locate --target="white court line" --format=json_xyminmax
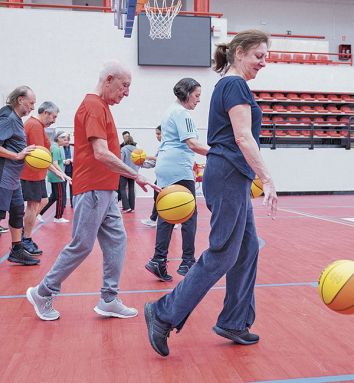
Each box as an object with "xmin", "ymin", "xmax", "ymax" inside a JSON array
[{"xmin": 278, "ymin": 207, "xmax": 354, "ymax": 228}]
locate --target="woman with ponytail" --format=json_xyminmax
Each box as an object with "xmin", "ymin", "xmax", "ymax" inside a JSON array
[{"xmin": 145, "ymin": 29, "xmax": 278, "ymax": 357}]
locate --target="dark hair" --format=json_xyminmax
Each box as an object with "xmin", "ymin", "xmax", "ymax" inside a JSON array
[
  {"xmin": 6, "ymin": 86, "xmax": 33, "ymax": 108},
  {"xmin": 213, "ymin": 29, "xmax": 270, "ymax": 73},
  {"xmin": 125, "ymin": 136, "xmax": 136, "ymax": 146},
  {"xmin": 156, "ymin": 125, "xmax": 161, "ymax": 131},
  {"xmin": 122, "ymin": 130, "xmax": 130, "ymax": 136},
  {"xmin": 173, "ymin": 78, "xmax": 201, "ymax": 102}
]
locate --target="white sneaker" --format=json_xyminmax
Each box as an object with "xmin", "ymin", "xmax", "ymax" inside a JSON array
[
  {"xmin": 53, "ymin": 218, "xmax": 70, "ymax": 223},
  {"xmin": 37, "ymin": 214, "xmax": 44, "ymax": 223},
  {"xmin": 141, "ymin": 218, "xmax": 157, "ymax": 227},
  {"xmin": 94, "ymin": 298, "xmax": 138, "ymax": 318},
  {"xmin": 26, "ymin": 286, "xmax": 60, "ymax": 321}
]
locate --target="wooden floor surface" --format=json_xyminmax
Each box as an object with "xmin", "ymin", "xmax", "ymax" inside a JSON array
[{"xmin": 1, "ymin": 195, "xmax": 354, "ymax": 383}]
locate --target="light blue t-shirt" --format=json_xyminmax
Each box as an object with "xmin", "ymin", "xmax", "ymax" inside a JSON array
[{"xmin": 155, "ymin": 102, "xmax": 198, "ymax": 188}]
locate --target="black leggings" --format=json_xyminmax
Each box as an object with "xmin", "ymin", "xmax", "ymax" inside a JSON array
[{"xmin": 39, "ymin": 182, "xmax": 66, "ymax": 219}]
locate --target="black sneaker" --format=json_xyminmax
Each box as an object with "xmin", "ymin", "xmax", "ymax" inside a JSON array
[
  {"xmin": 22, "ymin": 238, "xmax": 43, "ymax": 256},
  {"xmin": 144, "ymin": 302, "xmax": 172, "ymax": 357},
  {"xmin": 212, "ymin": 325, "xmax": 259, "ymax": 345},
  {"xmin": 177, "ymin": 259, "xmax": 195, "ymax": 276},
  {"xmin": 145, "ymin": 258, "xmax": 173, "ymax": 282},
  {"xmin": 8, "ymin": 247, "xmax": 40, "ymax": 266}
]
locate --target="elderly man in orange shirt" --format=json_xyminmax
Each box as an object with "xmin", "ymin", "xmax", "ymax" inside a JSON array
[{"xmin": 21, "ymin": 102, "xmax": 69, "ymax": 256}]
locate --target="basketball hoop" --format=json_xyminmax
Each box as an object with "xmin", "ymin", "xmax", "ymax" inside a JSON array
[{"xmin": 144, "ymin": 0, "xmax": 182, "ymax": 40}]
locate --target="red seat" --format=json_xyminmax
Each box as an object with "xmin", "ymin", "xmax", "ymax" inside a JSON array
[
  {"xmin": 314, "ymin": 117, "xmax": 326, "ymax": 124},
  {"xmin": 300, "ymin": 105, "xmax": 313, "ymax": 112},
  {"xmin": 300, "ymin": 117, "xmax": 312, "ymax": 124},
  {"xmin": 326, "ymin": 117, "xmax": 338, "ymax": 124},
  {"xmin": 340, "ymin": 105, "xmax": 352, "ymax": 113},
  {"xmin": 287, "ymin": 93, "xmax": 300, "ymax": 100},
  {"xmin": 253, "ymin": 92, "xmax": 259, "ymax": 100},
  {"xmin": 268, "ymin": 52, "xmax": 281, "ymax": 62},
  {"xmin": 259, "ymin": 92, "xmax": 273, "ymax": 100},
  {"xmin": 300, "ymin": 93, "xmax": 315, "ymax": 101},
  {"xmin": 314, "ymin": 105, "xmax": 327, "ymax": 113},
  {"xmin": 328, "ymin": 129, "xmax": 341, "ymax": 137},
  {"xmin": 272, "ymin": 116, "xmax": 285, "ymax": 124},
  {"xmin": 275, "ymin": 129, "xmax": 287, "ymax": 136},
  {"xmin": 260, "ymin": 104, "xmax": 273, "ymax": 112},
  {"xmin": 314, "ymin": 94, "xmax": 328, "ymax": 101},
  {"xmin": 328, "ymin": 94, "xmax": 340, "ymax": 101},
  {"xmin": 272, "ymin": 92, "xmax": 287, "ymax": 100},
  {"xmin": 287, "ymin": 105, "xmax": 301, "ymax": 112},
  {"xmin": 304, "ymin": 53, "xmax": 318, "ymax": 62},
  {"xmin": 280, "ymin": 53, "xmax": 292, "ymax": 62},
  {"xmin": 288, "ymin": 129, "xmax": 301, "ymax": 136},
  {"xmin": 318, "ymin": 54, "xmax": 330, "ymax": 63},
  {"xmin": 341, "ymin": 94, "xmax": 352, "ymax": 101},
  {"xmin": 261, "ymin": 129, "xmax": 273, "ymax": 136},
  {"xmin": 327, "ymin": 105, "xmax": 340, "ymax": 113},
  {"xmin": 262, "ymin": 116, "xmax": 271, "ymax": 124},
  {"xmin": 340, "ymin": 116, "xmax": 350, "ymax": 124},
  {"xmin": 294, "ymin": 53, "xmax": 305, "ymax": 62},
  {"xmin": 273, "ymin": 104, "xmax": 287, "ymax": 112},
  {"xmin": 314, "ymin": 129, "xmax": 328, "ymax": 136},
  {"xmin": 287, "ymin": 117, "xmax": 298, "ymax": 124}
]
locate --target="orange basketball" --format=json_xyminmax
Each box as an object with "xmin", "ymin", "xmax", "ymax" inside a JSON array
[
  {"xmin": 156, "ymin": 185, "xmax": 196, "ymax": 224},
  {"xmin": 250, "ymin": 176, "xmax": 263, "ymax": 198},
  {"xmin": 131, "ymin": 149, "xmax": 146, "ymax": 166}
]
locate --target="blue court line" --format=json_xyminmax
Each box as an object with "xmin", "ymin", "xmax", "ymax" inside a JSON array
[
  {"xmin": 248, "ymin": 373, "xmax": 354, "ymax": 383},
  {"xmin": 0, "ymin": 281, "xmax": 317, "ymax": 299}
]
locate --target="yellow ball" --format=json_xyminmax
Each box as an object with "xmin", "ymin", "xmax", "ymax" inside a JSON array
[
  {"xmin": 131, "ymin": 149, "xmax": 146, "ymax": 166},
  {"xmin": 24, "ymin": 146, "xmax": 52, "ymax": 170},
  {"xmin": 251, "ymin": 176, "xmax": 263, "ymax": 198},
  {"xmin": 318, "ymin": 260, "xmax": 354, "ymax": 314},
  {"xmin": 156, "ymin": 185, "xmax": 196, "ymax": 224}
]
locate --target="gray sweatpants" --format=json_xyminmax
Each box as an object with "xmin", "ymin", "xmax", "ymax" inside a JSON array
[{"xmin": 39, "ymin": 190, "xmax": 127, "ymax": 302}]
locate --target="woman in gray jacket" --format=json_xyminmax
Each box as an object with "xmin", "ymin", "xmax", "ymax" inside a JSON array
[{"xmin": 119, "ymin": 136, "xmax": 139, "ymax": 213}]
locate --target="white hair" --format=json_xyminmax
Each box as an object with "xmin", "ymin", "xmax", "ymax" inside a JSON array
[{"xmin": 98, "ymin": 60, "xmax": 130, "ymax": 82}]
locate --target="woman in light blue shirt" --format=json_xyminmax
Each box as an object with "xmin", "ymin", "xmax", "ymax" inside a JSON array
[{"xmin": 145, "ymin": 78, "xmax": 208, "ymax": 282}]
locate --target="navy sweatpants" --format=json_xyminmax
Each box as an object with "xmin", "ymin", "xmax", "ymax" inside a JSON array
[{"xmin": 154, "ymin": 154, "xmax": 259, "ymax": 331}]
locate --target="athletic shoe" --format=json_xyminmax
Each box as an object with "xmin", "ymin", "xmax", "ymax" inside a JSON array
[
  {"xmin": 176, "ymin": 259, "xmax": 195, "ymax": 276},
  {"xmin": 94, "ymin": 298, "xmax": 138, "ymax": 318},
  {"xmin": 53, "ymin": 218, "xmax": 70, "ymax": 223},
  {"xmin": 212, "ymin": 325, "xmax": 259, "ymax": 345},
  {"xmin": 37, "ymin": 214, "xmax": 44, "ymax": 223},
  {"xmin": 26, "ymin": 286, "xmax": 60, "ymax": 321},
  {"xmin": 144, "ymin": 302, "xmax": 172, "ymax": 357},
  {"xmin": 0, "ymin": 225, "xmax": 9, "ymax": 234},
  {"xmin": 8, "ymin": 247, "xmax": 40, "ymax": 266},
  {"xmin": 122, "ymin": 208, "xmax": 132, "ymax": 213},
  {"xmin": 22, "ymin": 238, "xmax": 43, "ymax": 256},
  {"xmin": 145, "ymin": 258, "xmax": 173, "ymax": 282},
  {"xmin": 141, "ymin": 218, "xmax": 157, "ymax": 227}
]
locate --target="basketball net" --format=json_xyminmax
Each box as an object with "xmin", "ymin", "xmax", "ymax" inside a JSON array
[{"xmin": 144, "ymin": 0, "xmax": 182, "ymax": 40}]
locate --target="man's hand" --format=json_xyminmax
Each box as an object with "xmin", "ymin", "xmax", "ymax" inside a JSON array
[
  {"xmin": 16, "ymin": 145, "xmax": 36, "ymax": 160},
  {"xmin": 135, "ymin": 174, "xmax": 161, "ymax": 193},
  {"xmin": 262, "ymin": 179, "xmax": 278, "ymax": 219}
]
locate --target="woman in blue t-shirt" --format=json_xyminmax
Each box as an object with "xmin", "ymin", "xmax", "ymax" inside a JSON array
[
  {"xmin": 145, "ymin": 78, "xmax": 209, "ymax": 281},
  {"xmin": 144, "ymin": 30, "xmax": 278, "ymax": 357}
]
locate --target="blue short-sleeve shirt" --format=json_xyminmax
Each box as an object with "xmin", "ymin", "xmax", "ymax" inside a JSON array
[
  {"xmin": 207, "ymin": 76, "xmax": 262, "ymax": 180},
  {"xmin": 155, "ymin": 102, "xmax": 198, "ymax": 188}
]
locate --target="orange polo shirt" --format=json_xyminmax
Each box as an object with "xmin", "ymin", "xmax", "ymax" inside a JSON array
[
  {"xmin": 21, "ymin": 117, "xmax": 51, "ymax": 181},
  {"xmin": 72, "ymin": 94, "xmax": 121, "ymax": 195}
]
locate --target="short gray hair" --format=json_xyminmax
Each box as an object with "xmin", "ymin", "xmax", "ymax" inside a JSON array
[
  {"xmin": 38, "ymin": 101, "xmax": 59, "ymax": 115},
  {"xmin": 53, "ymin": 130, "xmax": 67, "ymax": 142},
  {"xmin": 99, "ymin": 60, "xmax": 130, "ymax": 81},
  {"xmin": 6, "ymin": 86, "xmax": 33, "ymax": 108}
]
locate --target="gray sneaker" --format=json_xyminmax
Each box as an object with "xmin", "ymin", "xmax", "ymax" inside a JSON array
[
  {"xmin": 26, "ymin": 286, "xmax": 60, "ymax": 321},
  {"xmin": 94, "ymin": 298, "xmax": 138, "ymax": 318}
]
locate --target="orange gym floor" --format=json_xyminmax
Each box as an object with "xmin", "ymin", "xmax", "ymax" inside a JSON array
[{"xmin": 1, "ymin": 195, "xmax": 354, "ymax": 383}]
